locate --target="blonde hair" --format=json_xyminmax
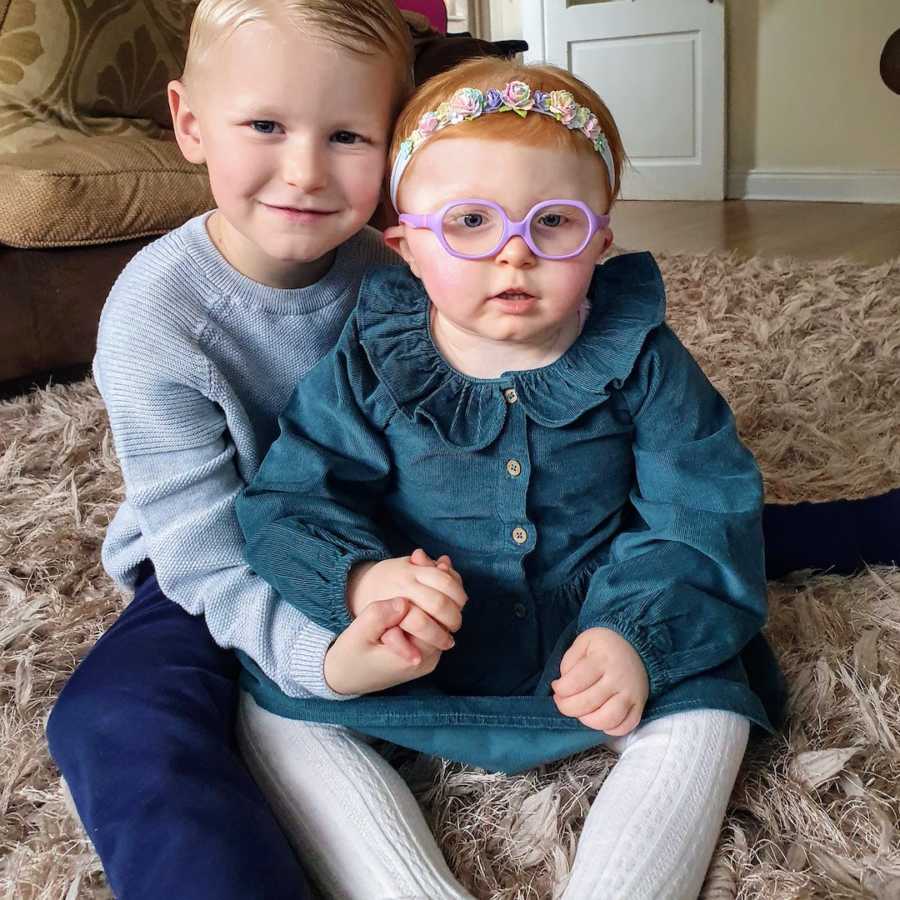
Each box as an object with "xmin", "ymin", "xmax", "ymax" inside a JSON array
[
  {"xmin": 184, "ymin": 0, "xmax": 414, "ymax": 109},
  {"xmin": 390, "ymin": 57, "xmax": 627, "ymax": 205}
]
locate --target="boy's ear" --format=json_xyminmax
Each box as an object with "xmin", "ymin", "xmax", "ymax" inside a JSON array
[
  {"xmin": 168, "ymin": 80, "xmax": 205, "ymax": 165},
  {"xmin": 383, "ymin": 224, "xmax": 422, "ymax": 277}
]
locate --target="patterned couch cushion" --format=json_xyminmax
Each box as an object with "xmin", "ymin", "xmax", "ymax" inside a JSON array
[
  {"xmin": 0, "ymin": 0, "xmax": 212, "ymax": 246},
  {"xmin": 0, "ymin": 134, "xmax": 213, "ymax": 247}
]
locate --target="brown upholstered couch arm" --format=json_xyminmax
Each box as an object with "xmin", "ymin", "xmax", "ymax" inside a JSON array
[{"xmin": 0, "ymin": 238, "xmax": 153, "ymax": 384}]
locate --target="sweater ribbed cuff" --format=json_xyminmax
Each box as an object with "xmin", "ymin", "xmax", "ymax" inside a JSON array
[{"xmin": 289, "ymin": 619, "xmax": 361, "ymax": 701}]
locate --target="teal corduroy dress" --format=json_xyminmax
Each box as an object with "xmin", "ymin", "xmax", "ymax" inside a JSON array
[{"xmin": 235, "ymin": 252, "xmax": 786, "ymax": 774}]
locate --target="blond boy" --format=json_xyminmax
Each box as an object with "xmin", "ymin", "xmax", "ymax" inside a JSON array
[{"xmin": 47, "ymin": 3, "xmax": 421, "ymax": 897}]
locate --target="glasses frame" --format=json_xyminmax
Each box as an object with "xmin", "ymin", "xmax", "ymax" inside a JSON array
[{"xmin": 398, "ymin": 198, "xmax": 610, "ymax": 261}]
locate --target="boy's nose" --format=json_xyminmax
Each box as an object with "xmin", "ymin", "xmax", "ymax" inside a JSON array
[
  {"xmin": 494, "ymin": 235, "xmax": 536, "ymax": 267},
  {"xmin": 281, "ymin": 146, "xmax": 327, "ymax": 192}
]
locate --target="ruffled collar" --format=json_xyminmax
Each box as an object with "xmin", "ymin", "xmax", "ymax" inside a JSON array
[{"xmin": 357, "ymin": 252, "xmax": 666, "ymax": 450}]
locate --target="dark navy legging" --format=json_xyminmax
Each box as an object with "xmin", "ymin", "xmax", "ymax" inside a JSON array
[
  {"xmin": 46, "ymin": 490, "xmax": 898, "ymax": 899},
  {"xmin": 46, "ymin": 562, "xmax": 314, "ymax": 900}
]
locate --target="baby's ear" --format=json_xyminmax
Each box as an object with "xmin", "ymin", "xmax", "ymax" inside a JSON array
[
  {"xmin": 383, "ymin": 224, "xmax": 419, "ymax": 274},
  {"xmin": 596, "ymin": 227, "xmax": 614, "ymax": 261},
  {"xmin": 383, "ymin": 224, "xmax": 406, "ymax": 254}
]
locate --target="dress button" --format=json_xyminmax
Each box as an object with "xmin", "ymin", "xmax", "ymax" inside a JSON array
[
  {"xmin": 506, "ymin": 459, "xmax": 522, "ymax": 477},
  {"xmin": 513, "ymin": 602, "xmax": 527, "ymax": 619},
  {"xmin": 512, "ymin": 526, "xmax": 528, "ymax": 545},
  {"xmin": 503, "ymin": 388, "xmax": 518, "ymax": 404}
]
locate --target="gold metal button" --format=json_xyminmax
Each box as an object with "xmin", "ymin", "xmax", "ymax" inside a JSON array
[
  {"xmin": 512, "ymin": 526, "xmax": 528, "ymax": 545},
  {"xmin": 506, "ymin": 459, "xmax": 522, "ymax": 477},
  {"xmin": 503, "ymin": 388, "xmax": 518, "ymax": 404}
]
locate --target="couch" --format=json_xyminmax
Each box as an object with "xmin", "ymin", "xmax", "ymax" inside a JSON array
[{"xmin": 0, "ymin": 0, "xmax": 524, "ymax": 387}]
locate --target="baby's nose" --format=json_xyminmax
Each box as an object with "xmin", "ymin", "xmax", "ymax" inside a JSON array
[{"xmin": 495, "ymin": 235, "xmax": 536, "ymax": 266}]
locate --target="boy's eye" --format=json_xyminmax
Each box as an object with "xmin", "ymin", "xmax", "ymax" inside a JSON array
[
  {"xmin": 332, "ymin": 130, "xmax": 365, "ymax": 144},
  {"xmin": 250, "ymin": 120, "xmax": 280, "ymax": 134}
]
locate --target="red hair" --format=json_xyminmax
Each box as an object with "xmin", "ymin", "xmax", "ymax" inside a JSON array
[{"xmin": 389, "ymin": 56, "xmax": 627, "ymax": 204}]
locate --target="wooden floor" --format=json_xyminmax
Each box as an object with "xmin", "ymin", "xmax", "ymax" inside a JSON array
[{"xmin": 612, "ymin": 200, "xmax": 900, "ymax": 266}]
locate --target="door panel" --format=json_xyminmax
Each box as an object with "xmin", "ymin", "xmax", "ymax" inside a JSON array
[{"xmin": 524, "ymin": 0, "xmax": 726, "ymax": 200}]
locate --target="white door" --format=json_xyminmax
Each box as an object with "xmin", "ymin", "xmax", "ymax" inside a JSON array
[{"xmin": 522, "ymin": 0, "xmax": 726, "ymax": 200}]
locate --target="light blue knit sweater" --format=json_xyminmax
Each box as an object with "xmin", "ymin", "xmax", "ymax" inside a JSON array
[{"xmin": 94, "ymin": 211, "xmax": 395, "ymax": 699}]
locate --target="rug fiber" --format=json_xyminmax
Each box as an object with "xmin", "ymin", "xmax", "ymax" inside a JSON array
[{"xmin": 1, "ymin": 251, "xmax": 899, "ymax": 899}]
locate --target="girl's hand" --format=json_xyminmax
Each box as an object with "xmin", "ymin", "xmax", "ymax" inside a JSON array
[
  {"xmin": 323, "ymin": 597, "xmax": 442, "ymax": 696},
  {"xmin": 347, "ymin": 549, "xmax": 467, "ymax": 661},
  {"xmin": 551, "ymin": 627, "xmax": 649, "ymax": 736}
]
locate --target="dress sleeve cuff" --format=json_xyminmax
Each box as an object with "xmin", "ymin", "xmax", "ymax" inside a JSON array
[
  {"xmin": 579, "ymin": 615, "xmax": 670, "ymax": 698},
  {"xmin": 293, "ymin": 544, "xmax": 389, "ymax": 634}
]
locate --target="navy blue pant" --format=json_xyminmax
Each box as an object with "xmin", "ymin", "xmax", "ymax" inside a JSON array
[
  {"xmin": 46, "ymin": 490, "xmax": 898, "ymax": 899},
  {"xmin": 763, "ymin": 489, "xmax": 900, "ymax": 579},
  {"xmin": 46, "ymin": 563, "xmax": 314, "ymax": 900}
]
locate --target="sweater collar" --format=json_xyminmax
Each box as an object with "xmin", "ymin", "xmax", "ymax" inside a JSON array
[{"xmin": 357, "ymin": 252, "xmax": 666, "ymax": 450}]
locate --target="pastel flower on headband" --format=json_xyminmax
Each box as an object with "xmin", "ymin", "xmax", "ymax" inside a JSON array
[
  {"xmin": 389, "ymin": 80, "xmax": 617, "ymax": 207},
  {"xmin": 418, "ymin": 111, "xmax": 442, "ymax": 134},
  {"xmin": 501, "ymin": 80, "xmax": 533, "ymax": 116},
  {"xmin": 570, "ymin": 105, "xmax": 590, "ymax": 131},
  {"xmin": 449, "ymin": 88, "xmax": 484, "ymax": 123},
  {"xmin": 547, "ymin": 90, "xmax": 579, "ymax": 124},
  {"xmin": 484, "ymin": 89, "xmax": 504, "ymax": 112}
]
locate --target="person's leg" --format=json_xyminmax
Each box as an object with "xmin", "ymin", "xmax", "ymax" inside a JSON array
[
  {"xmin": 763, "ymin": 487, "xmax": 900, "ymax": 578},
  {"xmin": 562, "ymin": 709, "xmax": 749, "ymax": 900},
  {"xmin": 236, "ymin": 692, "xmax": 475, "ymax": 900},
  {"xmin": 46, "ymin": 566, "xmax": 312, "ymax": 900}
]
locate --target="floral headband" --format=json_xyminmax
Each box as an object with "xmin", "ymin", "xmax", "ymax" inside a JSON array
[{"xmin": 389, "ymin": 80, "xmax": 616, "ymax": 209}]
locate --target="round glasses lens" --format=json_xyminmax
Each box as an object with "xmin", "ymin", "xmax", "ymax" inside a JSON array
[
  {"xmin": 529, "ymin": 204, "xmax": 591, "ymax": 257},
  {"xmin": 441, "ymin": 203, "xmax": 504, "ymax": 257}
]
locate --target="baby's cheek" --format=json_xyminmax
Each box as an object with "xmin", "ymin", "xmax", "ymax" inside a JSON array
[
  {"xmin": 411, "ymin": 242, "xmax": 461, "ymax": 291},
  {"xmin": 422, "ymin": 261, "xmax": 483, "ymax": 319},
  {"xmin": 556, "ymin": 262, "xmax": 597, "ymax": 306}
]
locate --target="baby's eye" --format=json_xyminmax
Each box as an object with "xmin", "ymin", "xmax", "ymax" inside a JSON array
[
  {"xmin": 462, "ymin": 213, "xmax": 485, "ymax": 228},
  {"xmin": 537, "ymin": 213, "xmax": 565, "ymax": 228},
  {"xmin": 332, "ymin": 130, "xmax": 365, "ymax": 144},
  {"xmin": 250, "ymin": 120, "xmax": 281, "ymax": 134}
]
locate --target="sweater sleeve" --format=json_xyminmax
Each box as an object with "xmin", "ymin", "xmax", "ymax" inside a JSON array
[
  {"xmin": 577, "ymin": 325, "xmax": 768, "ymax": 700},
  {"xmin": 235, "ymin": 317, "xmax": 395, "ymax": 635},
  {"xmin": 94, "ymin": 258, "xmax": 348, "ymax": 700}
]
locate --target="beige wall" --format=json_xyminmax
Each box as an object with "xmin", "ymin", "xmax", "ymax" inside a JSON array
[
  {"xmin": 491, "ymin": 0, "xmax": 900, "ymax": 173},
  {"xmin": 728, "ymin": 1, "xmax": 899, "ymax": 173}
]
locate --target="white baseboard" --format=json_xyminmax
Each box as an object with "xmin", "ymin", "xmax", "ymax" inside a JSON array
[{"xmin": 727, "ymin": 169, "xmax": 900, "ymax": 203}]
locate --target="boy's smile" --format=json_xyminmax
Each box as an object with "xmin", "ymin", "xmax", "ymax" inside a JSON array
[{"xmin": 169, "ymin": 19, "xmax": 396, "ymax": 289}]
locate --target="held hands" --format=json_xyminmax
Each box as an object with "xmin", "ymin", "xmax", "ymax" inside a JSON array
[
  {"xmin": 323, "ymin": 549, "xmax": 467, "ymax": 696},
  {"xmin": 347, "ymin": 548, "xmax": 467, "ymax": 662},
  {"xmin": 551, "ymin": 627, "xmax": 649, "ymax": 736},
  {"xmin": 323, "ymin": 595, "xmax": 442, "ymax": 696}
]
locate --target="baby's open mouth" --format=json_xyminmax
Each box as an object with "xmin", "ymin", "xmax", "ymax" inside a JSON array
[{"xmin": 494, "ymin": 290, "xmax": 534, "ymax": 300}]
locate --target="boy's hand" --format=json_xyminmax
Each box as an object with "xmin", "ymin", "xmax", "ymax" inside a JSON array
[
  {"xmin": 551, "ymin": 627, "xmax": 649, "ymax": 736},
  {"xmin": 323, "ymin": 597, "xmax": 442, "ymax": 696},
  {"xmin": 347, "ymin": 549, "xmax": 467, "ymax": 660}
]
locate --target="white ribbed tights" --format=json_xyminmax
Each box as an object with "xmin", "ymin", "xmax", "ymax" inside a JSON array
[{"xmin": 237, "ymin": 693, "xmax": 748, "ymax": 900}]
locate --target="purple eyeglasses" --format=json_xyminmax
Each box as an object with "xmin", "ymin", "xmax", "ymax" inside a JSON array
[{"xmin": 399, "ymin": 199, "xmax": 610, "ymax": 261}]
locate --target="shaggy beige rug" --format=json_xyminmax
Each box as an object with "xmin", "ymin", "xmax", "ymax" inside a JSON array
[{"xmin": 1, "ymin": 251, "xmax": 899, "ymax": 899}]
